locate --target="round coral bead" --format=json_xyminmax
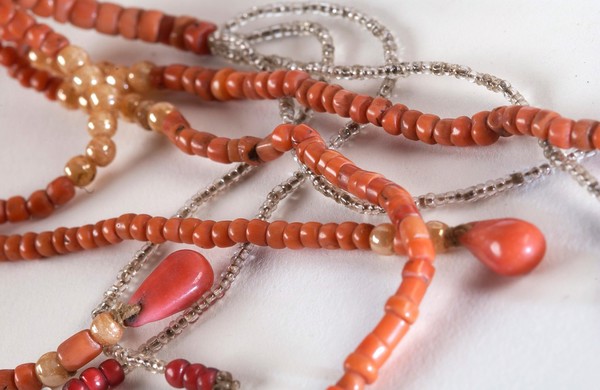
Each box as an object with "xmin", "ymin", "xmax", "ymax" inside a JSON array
[{"xmin": 165, "ymin": 359, "xmax": 190, "ymax": 388}]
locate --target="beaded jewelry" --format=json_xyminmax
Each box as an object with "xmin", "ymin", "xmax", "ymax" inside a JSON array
[{"xmin": 0, "ymin": 1, "xmax": 597, "ymax": 389}]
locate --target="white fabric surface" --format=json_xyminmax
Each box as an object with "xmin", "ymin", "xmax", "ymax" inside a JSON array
[{"xmin": 0, "ymin": 0, "xmax": 598, "ymax": 389}]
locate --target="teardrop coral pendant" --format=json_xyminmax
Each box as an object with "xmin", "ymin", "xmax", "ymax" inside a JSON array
[
  {"xmin": 456, "ymin": 218, "xmax": 546, "ymax": 276},
  {"xmin": 125, "ymin": 250, "xmax": 214, "ymax": 327}
]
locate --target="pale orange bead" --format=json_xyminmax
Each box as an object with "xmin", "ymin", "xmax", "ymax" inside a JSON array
[
  {"xmin": 104, "ymin": 63, "xmax": 130, "ymax": 92},
  {"xmin": 147, "ymin": 102, "xmax": 175, "ymax": 132},
  {"xmin": 119, "ymin": 93, "xmax": 142, "ymax": 122},
  {"xmin": 88, "ymin": 84, "xmax": 119, "ymax": 112},
  {"xmin": 56, "ymin": 45, "xmax": 89, "ymax": 75},
  {"xmin": 27, "ymin": 49, "xmax": 51, "ymax": 70},
  {"xmin": 90, "ymin": 312, "xmax": 124, "ymax": 346},
  {"xmin": 35, "ymin": 351, "xmax": 71, "ymax": 387},
  {"xmin": 86, "ymin": 136, "xmax": 116, "ymax": 167},
  {"xmin": 87, "ymin": 111, "xmax": 117, "ymax": 137},
  {"xmin": 425, "ymin": 220, "xmax": 452, "ymax": 253},
  {"xmin": 56, "ymin": 82, "xmax": 79, "ymax": 110},
  {"xmin": 127, "ymin": 61, "xmax": 155, "ymax": 93},
  {"xmin": 369, "ymin": 223, "xmax": 395, "ymax": 256},
  {"xmin": 72, "ymin": 64, "xmax": 104, "ymax": 92},
  {"xmin": 65, "ymin": 155, "xmax": 97, "ymax": 187}
]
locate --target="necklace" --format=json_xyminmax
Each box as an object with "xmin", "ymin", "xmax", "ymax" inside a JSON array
[{"xmin": 0, "ymin": 0, "xmax": 596, "ymax": 390}]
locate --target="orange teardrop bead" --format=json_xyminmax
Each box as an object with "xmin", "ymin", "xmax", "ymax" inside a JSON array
[{"xmin": 457, "ymin": 218, "xmax": 546, "ymax": 276}]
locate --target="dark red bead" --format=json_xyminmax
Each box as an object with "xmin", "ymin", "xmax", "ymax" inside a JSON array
[
  {"xmin": 99, "ymin": 359, "xmax": 125, "ymax": 386},
  {"xmin": 80, "ymin": 368, "xmax": 109, "ymax": 390},
  {"xmin": 200, "ymin": 368, "xmax": 219, "ymax": 389},
  {"xmin": 63, "ymin": 378, "xmax": 90, "ymax": 390},
  {"xmin": 165, "ymin": 359, "xmax": 190, "ymax": 388},
  {"xmin": 183, "ymin": 364, "xmax": 206, "ymax": 390}
]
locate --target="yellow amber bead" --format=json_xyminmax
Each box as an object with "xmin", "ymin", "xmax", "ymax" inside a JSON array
[
  {"xmin": 72, "ymin": 65, "xmax": 104, "ymax": 92},
  {"xmin": 35, "ymin": 351, "xmax": 71, "ymax": 387},
  {"xmin": 56, "ymin": 82, "xmax": 79, "ymax": 110},
  {"xmin": 86, "ymin": 136, "xmax": 116, "ymax": 167},
  {"xmin": 88, "ymin": 84, "xmax": 119, "ymax": 112},
  {"xmin": 27, "ymin": 50, "xmax": 51, "ymax": 70},
  {"xmin": 90, "ymin": 312, "xmax": 124, "ymax": 346},
  {"xmin": 148, "ymin": 102, "xmax": 175, "ymax": 132},
  {"xmin": 426, "ymin": 221, "xmax": 452, "ymax": 253},
  {"xmin": 103, "ymin": 63, "xmax": 130, "ymax": 92},
  {"xmin": 65, "ymin": 155, "xmax": 97, "ymax": 187},
  {"xmin": 119, "ymin": 93, "xmax": 142, "ymax": 122},
  {"xmin": 127, "ymin": 61, "xmax": 155, "ymax": 93},
  {"xmin": 369, "ymin": 223, "xmax": 395, "ymax": 256},
  {"xmin": 87, "ymin": 111, "xmax": 117, "ymax": 137},
  {"xmin": 56, "ymin": 45, "xmax": 89, "ymax": 75}
]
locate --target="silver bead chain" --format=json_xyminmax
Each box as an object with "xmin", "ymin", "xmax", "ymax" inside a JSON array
[{"xmin": 134, "ymin": 2, "xmax": 401, "ymax": 362}]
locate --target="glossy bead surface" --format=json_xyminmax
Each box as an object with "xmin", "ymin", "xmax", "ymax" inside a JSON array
[
  {"xmin": 35, "ymin": 352, "xmax": 71, "ymax": 388},
  {"xmin": 72, "ymin": 65, "xmax": 103, "ymax": 92},
  {"xmin": 457, "ymin": 218, "xmax": 546, "ymax": 276},
  {"xmin": 426, "ymin": 220, "xmax": 452, "ymax": 253},
  {"xmin": 127, "ymin": 61, "xmax": 154, "ymax": 92},
  {"xmin": 90, "ymin": 312, "xmax": 124, "ymax": 346},
  {"xmin": 85, "ymin": 136, "xmax": 116, "ymax": 167},
  {"xmin": 87, "ymin": 112, "xmax": 117, "ymax": 137},
  {"xmin": 369, "ymin": 223, "xmax": 395, "ymax": 256},
  {"xmin": 79, "ymin": 368, "xmax": 108, "ymax": 390},
  {"xmin": 14, "ymin": 363, "xmax": 43, "ymax": 390},
  {"xmin": 148, "ymin": 102, "xmax": 175, "ymax": 132},
  {"xmin": 57, "ymin": 330, "xmax": 102, "ymax": 371},
  {"xmin": 118, "ymin": 93, "xmax": 142, "ymax": 122},
  {"xmin": 63, "ymin": 378, "xmax": 89, "ymax": 390},
  {"xmin": 65, "ymin": 155, "xmax": 96, "ymax": 187},
  {"xmin": 98, "ymin": 359, "xmax": 124, "ymax": 386},
  {"xmin": 165, "ymin": 359, "xmax": 190, "ymax": 388},
  {"xmin": 88, "ymin": 84, "xmax": 119, "ymax": 111},
  {"xmin": 57, "ymin": 82, "xmax": 79, "ymax": 109},
  {"xmin": 56, "ymin": 45, "xmax": 89, "ymax": 75},
  {"xmin": 125, "ymin": 250, "xmax": 214, "ymax": 327}
]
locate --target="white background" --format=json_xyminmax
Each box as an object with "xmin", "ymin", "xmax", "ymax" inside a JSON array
[{"xmin": 0, "ymin": 1, "xmax": 599, "ymax": 389}]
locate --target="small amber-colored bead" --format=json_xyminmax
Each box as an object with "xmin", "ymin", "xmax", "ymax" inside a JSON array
[
  {"xmin": 369, "ymin": 223, "xmax": 395, "ymax": 256},
  {"xmin": 72, "ymin": 64, "xmax": 103, "ymax": 92},
  {"xmin": 90, "ymin": 312, "xmax": 124, "ymax": 346},
  {"xmin": 86, "ymin": 136, "xmax": 116, "ymax": 167},
  {"xmin": 426, "ymin": 220, "xmax": 452, "ymax": 253},
  {"xmin": 127, "ymin": 61, "xmax": 155, "ymax": 92},
  {"xmin": 35, "ymin": 352, "xmax": 70, "ymax": 387},
  {"xmin": 119, "ymin": 93, "xmax": 142, "ymax": 122},
  {"xmin": 56, "ymin": 81, "xmax": 79, "ymax": 110},
  {"xmin": 56, "ymin": 45, "xmax": 89, "ymax": 75},
  {"xmin": 28, "ymin": 49, "xmax": 51, "ymax": 69},
  {"xmin": 87, "ymin": 111, "xmax": 117, "ymax": 137},
  {"xmin": 101, "ymin": 62, "xmax": 130, "ymax": 91},
  {"xmin": 65, "ymin": 155, "xmax": 97, "ymax": 187},
  {"xmin": 147, "ymin": 102, "xmax": 175, "ymax": 132},
  {"xmin": 88, "ymin": 84, "xmax": 119, "ymax": 112}
]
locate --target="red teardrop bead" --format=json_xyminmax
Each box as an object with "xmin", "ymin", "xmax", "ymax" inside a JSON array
[
  {"xmin": 125, "ymin": 250, "xmax": 214, "ymax": 327},
  {"xmin": 457, "ymin": 218, "xmax": 546, "ymax": 276}
]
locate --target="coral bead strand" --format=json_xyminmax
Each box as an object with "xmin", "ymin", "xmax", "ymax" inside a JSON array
[
  {"xmin": 0, "ymin": 216, "xmax": 377, "ymax": 261},
  {"xmin": 12, "ymin": 0, "xmax": 217, "ymax": 55},
  {"xmin": 283, "ymin": 123, "xmax": 436, "ymax": 389}
]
